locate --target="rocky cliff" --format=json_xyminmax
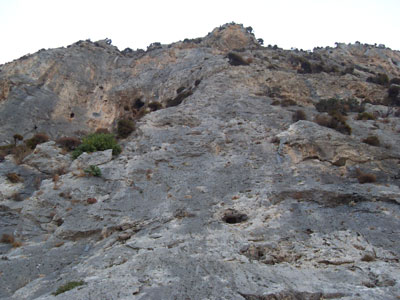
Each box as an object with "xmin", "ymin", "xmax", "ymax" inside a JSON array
[{"xmin": 0, "ymin": 23, "xmax": 400, "ymax": 299}]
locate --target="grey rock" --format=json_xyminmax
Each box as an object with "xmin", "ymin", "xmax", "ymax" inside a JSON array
[
  {"xmin": 23, "ymin": 141, "xmax": 70, "ymax": 174},
  {"xmin": 69, "ymin": 149, "xmax": 113, "ymax": 171},
  {"xmin": 1, "ymin": 24, "xmax": 400, "ymax": 300}
]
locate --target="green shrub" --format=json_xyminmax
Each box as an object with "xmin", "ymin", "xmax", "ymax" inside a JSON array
[
  {"xmin": 117, "ymin": 119, "xmax": 135, "ymax": 138},
  {"xmin": 366, "ymin": 73, "xmax": 389, "ymax": 86},
  {"xmin": 53, "ymin": 281, "xmax": 85, "ymax": 296},
  {"xmin": 72, "ymin": 133, "xmax": 121, "ymax": 159},
  {"xmin": 25, "ymin": 133, "xmax": 49, "ymax": 149},
  {"xmin": 343, "ymin": 98, "xmax": 365, "ymax": 113},
  {"xmin": 314, "ymin": 112, "xmax": 352, "ymax": 135},
  {"xmin": 84, "ymin": 165, "xmax": 102, "ymax": 177},
  {"xmin": 356, "ymin": 112, "xmax": 375, "ymax": 120},
  {"xmin": 362, "ymin": 136, "xmax": 380, "ymax": 146},
  {"xmin": 315, "ymin": 98, "xmax": 364, "ymax": 114},
  {"xmin": 329, "ymin": 111, "xmax": 352, "ymax": 135},
  {"xmin": 0, "ymin": 144, "xmax": 15, "ymax": 156}
]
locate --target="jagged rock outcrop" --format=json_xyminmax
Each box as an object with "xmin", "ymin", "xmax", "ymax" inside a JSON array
[{"xmin": 0, "ymin": 23, "xmax": 400, "ymax": 299}]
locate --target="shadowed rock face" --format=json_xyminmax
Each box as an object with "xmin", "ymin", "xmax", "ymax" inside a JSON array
[{"xmin": 0, "ymin": 23, "xmax": 400, "ymax": 299}]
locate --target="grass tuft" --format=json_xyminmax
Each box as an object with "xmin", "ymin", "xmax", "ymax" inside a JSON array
[{"xmin": 53, "ymin": 281, "xmax": 85, "ymax": 296}]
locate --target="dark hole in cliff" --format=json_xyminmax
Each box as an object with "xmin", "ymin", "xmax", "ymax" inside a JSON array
[
  {"xmin": 133, "ymin": 98, "xmax": 145, "ymax": 109},
  {"xmin": 54, "ymin": 218, "xmax": 64, "ymax": 227},
  {"xmin": 222, "ymin": 209, "xmax": 248, "ymax": 224},
  {"xmin": 194, "ymin": 79, "xmax": 201, "ymax": 86},
  {"xmin": 166, "ymin": 91, "xmax": 193, "ymax": 108},
  {"xmin": 148, "ymin": 102, "xmax": 163, "ymax": 111},
  {"xmin": 227, "ymin": 52, "xmax": 249, "ymax": 66},
  {"xmin": 176, "ymin": 86, "xmax": 185, "ymax": 94},
  {"xmin": 124, "ymin": 105, "xmax": 130, "ymax": 111},
  {"xmin": 70, "ymin": 113, "xmax": 75, "ymax": 118}
]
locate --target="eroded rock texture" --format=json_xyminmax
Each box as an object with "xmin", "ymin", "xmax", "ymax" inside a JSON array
[{"xmin": 1, "ymin": 23, "xmax": 400, "ymax": 299}]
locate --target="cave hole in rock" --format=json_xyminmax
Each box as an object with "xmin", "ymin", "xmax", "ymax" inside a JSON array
[
  {"xmin": 166, "ymin": 91, "xmax": 193, "ymax": 108},
  {"xmin": 176, "ymin": 86, "xmax": 186, "ymax": 94},
  {"xmin": 133, "ymin": 98, "xmax": 145, "ymax": 109},
  {"xmin": 70, "ymin": 112, "xmax": 75, "ymax": 118},
  {"xmin": 222, "ymin": 209, "xmax": 248, "ymax": 224},
  {"xmin": 148, "ymin": 102, "xmax": 163, "ymax": 111}
]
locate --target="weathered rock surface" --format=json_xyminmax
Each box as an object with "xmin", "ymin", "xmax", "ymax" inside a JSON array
[
  {"xmin": 23, "ymin": 142, "xmax": 71, "ymax": 174},
  {"xmin": 0, "ymin": 23, "xmax": 400, "ymax": 299}
]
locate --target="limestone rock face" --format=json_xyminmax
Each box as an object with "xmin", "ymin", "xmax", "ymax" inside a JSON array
[
  {"xmin": 69, "ymin": 149, "xmax": 113, "ymax": 172},
  {"xmin": 201, "ymin": 23, "xmax": 260, "ymax": 50},
  {"xmin": 0, "ymin": 24, "xmax": 400, "ymax": 299},
  {"xmin": 22, "ymin": 142, "xmax": 71, "ymax": 174}
]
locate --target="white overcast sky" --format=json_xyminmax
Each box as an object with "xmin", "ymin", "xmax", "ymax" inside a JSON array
[{"xmin": 0, "ymin": 0, "xmax": 399, "ymax": 65}]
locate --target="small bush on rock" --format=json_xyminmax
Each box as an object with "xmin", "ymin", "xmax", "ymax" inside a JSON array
[
  {"xmin": 25, "ymin": 133, "xmax": 49, "ymax": 149},
  {"xmin": 13, "ymin": 134, "xmax": 23, "ymax": 145},
  {"xmin": 356, "ymin": 169, "xmax": 377, "ymax": 184},
  {"xmin": 95, "ymin": 128, "xmax": 110, "ymax": 134},
  {"xmin": 117, "ymin": 119, "xmax": 135, "ymax": 138},
  {"xmin": 388, "ymin": 85, "xmax": 399, "ymax": 99},
  {"xmin": 53, "ymin": 281, "xmax": 85, "ymax": 296},
  {"xmin": 367, "ymin": 73, "xmax": 389, "ymax": 86},
  {"xmin": 11, "ymin": 193, "xmax": 23, "ymax": 201},
  {"xmin": 148, "ymin": 101, "xmax": 163, "ymax": 111},
  {"xmin": 0, "ymin": 233, "xmax": 21, "ymax": 247},
  {"xmin": 0, "ymin": 144, "xmax": 15, "ymax": 156},
  {"xmin": 57, "ymin": 137, "xmax": 81, "ymax": 151},
  {"xmin": 299, "ymin": 59, "xmax": 312, "ymax": 73},
  {"xmin": 387, "ymin": 85, "xmax": 400, "ymax": 106},
  {"xmin": 12, "ymin": 145, "xmax": 32, "ymax": 164},
  {"xmin": 389, "ymin": 78, "xmax": 400, "ymax": 85},
  {"xmin": 315, "ymin": 98, "xmax": 364, "ymax": 115},
  {"xmin": 1, "ymin": 233, "xmax": 15, "ymax": 244},
  {"xmin": 6, "ymin": 172, "xmax": 23, "ymax": 183},
  {"xmin": 72, "ymin": 133, "xmax": 121, "ymax": 159},
  {"xmin": 292, "ymin": 110, "xmax": 307, "ymax": 122},
  {"xmin": 271, "ymin": 100, "xmax": 281, "ymax": 106},
  {"xmin": 84, "ymin": 165, "xmax": 102, "ymax": 177},
  {"xmin": 314, "ymin": 112, "xmax": 352, "ymax": 135},
  {"xmin": 356, "ymin": 112, "xmax": 376, "ymax": 120},
  {"xmin": 87, "ymin": 197, "xmax": 97, "ymax": 204},
  {"xmin": 281, "ymin": 99, "xmax": 297, "ymax": 107},
  {"xmin": 362, "ymin": 136, "xmax": 380, "ymax": 146}
]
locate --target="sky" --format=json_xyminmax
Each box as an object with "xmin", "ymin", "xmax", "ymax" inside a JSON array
[{"xmin": 0, "ymin": 0, "xmax": 399, "ymax": 65}]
